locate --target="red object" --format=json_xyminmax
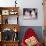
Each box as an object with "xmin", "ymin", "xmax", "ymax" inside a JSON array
[{"xmin": 21, "ymin": 28, "xmax": 41, "ymax": 46}]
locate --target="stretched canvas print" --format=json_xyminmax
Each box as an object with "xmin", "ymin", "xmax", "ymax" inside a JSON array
[
  {"xmin": 2, "ymin": 16, "xmax": 18, "ymax": 24},
  {"xmin": 23, "ymin": 8, "xmax": 38, "ymax": 20},
  {"xmin": 18, "ymin": 26, "xmax": 44, "ymax": 46}
]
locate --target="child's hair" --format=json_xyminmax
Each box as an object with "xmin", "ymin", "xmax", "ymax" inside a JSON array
[
  {"xmin": 23, "ymin": 8, "xmax": 31, "ymax": 15},
  {"xmin": 32, "ymin": 8, "xmax": 37, "ymax": 18},
  {"xmin": 32, "ymin": 8, "xmax": 35, "ymax": 11}
]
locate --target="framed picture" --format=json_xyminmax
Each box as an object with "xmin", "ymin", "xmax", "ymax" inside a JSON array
[
  {"xmin": 9, "ymin": 10, "xmax": 18, "ymax": 15},
  {"xmin": 10, "ymin": 11, "xmax": 18, "ymax": 15},
  {"xmin": 2, "ymin": 16, "xmax": 18, "ymax": 24},
  {"xmin": 2, "ymin": 10, "xmax": 9, "ymax": 15},
  {"xmin": 8, "ymin": 16, "xmax": 18, "ymax": 24},
  {"xmin": 23, "ymin": 8, "xmax": 38, "ymax": 20},
  {"xmin": 19, "ymin": 26, "xmax": 44, "ymax": 45}
]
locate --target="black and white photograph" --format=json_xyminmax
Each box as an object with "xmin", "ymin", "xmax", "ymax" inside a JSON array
[{"xmin": 23, "ymin": 8, "xmax": 38, "ymax": 20}]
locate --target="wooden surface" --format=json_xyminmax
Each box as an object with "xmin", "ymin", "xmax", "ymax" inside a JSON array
[
  {"xmin": 44, "ymin": 29, "xmax": 46, "ymax": 46},
  {"xmin": 0, "ymin": 24, "xmax": 20, "ymax": 32},
  {"xmin": 0, "ymin": 7, "xmax": 19, "ymax": 16},
  {"xmin": 43, "ymin": 0, "xmax": 46, "ymax": 46},
  {"xmin": 0, "ymin": 7, "xmax": 19, "ymax": 24},
  {"xmin": 0, "ymin": 41, "xmax": 19, "ymax": 46},
  {"xmin": 0, "ymin": 7, "xmax": 20, "ymax": 32},
  {"xmin": 0, "ymin": 7, "xmax": 20, "ymax": 46},
  {"xmin": 43, "ymin": 0, "xmax": 46, "ymax": 26}
]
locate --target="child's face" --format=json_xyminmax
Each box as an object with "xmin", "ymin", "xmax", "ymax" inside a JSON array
[
  {"xmin": 25, "ymin": 36, "xmax": 38, "ymax": 46},
  {"xmin": 25, "ymin": 11, "xmax": 30, "ymax": 16}
]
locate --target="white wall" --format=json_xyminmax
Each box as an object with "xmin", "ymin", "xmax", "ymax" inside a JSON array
[
  {"xmin": 0, "ymin": 0, "xmax": 44, "ymax": 26},
  {"xmin": 0, "ymin": 0, "xmax": 15, "ymax": 7},
  {"xmin": 18, "ymin": 0, "xmax": 44, "ymax": 26}
]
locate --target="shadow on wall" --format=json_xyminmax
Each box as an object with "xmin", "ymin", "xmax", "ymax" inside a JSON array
[{"xmin": 18, "ymin": 26, "xmax": 44, "ymax": 44}]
